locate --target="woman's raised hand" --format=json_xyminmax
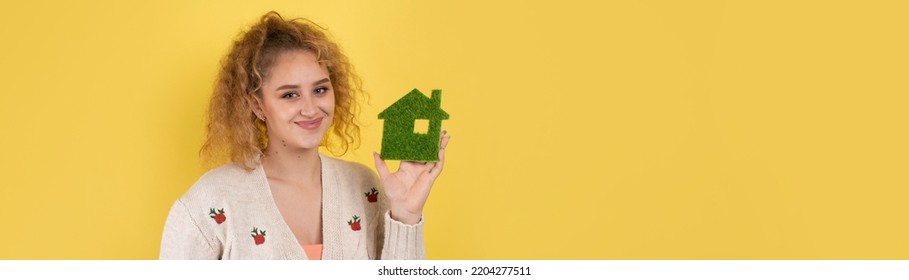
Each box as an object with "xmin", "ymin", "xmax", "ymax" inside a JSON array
[{"xmin": 373, "ymin": 130, "xmax": 451, "ymax": 224}]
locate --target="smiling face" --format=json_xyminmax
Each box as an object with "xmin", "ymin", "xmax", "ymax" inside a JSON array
[{"xmin": 252, "ymin": 50, "xmax": 335, "ymax": 151}]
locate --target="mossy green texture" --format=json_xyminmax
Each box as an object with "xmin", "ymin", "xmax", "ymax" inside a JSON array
[{"xmin": 378, "ymin": 88, "xmax": 449, "ymax": 161}]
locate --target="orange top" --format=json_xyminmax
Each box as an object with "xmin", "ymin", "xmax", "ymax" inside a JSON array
[{"xmin": 302, "ymin": 244, "xmax": 323, "ymax": 260}]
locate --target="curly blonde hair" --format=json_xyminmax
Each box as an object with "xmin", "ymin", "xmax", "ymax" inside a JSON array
[{"xmin": 201, "ymin": 11, "xmax": 363, "ymax": 171}]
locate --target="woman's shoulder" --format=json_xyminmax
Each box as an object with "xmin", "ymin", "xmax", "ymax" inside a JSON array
[
  {"xmin": 178, "ymin": 162, "xmax": 262, "ymax": 203},
  {"xmin": 199, "ymin": 162, "xmax": 257, "ymax": 182}
]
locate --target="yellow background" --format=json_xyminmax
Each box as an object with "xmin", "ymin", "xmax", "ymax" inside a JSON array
[{"xmin": 0, "ymin": 0, "xmax": 906, "ymax": 259}]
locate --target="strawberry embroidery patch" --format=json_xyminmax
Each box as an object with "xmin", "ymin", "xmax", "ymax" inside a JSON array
[
  {"xmin": 209, "ymin": 208, "xmax": 226, "ymax": 224},
  {"xmin": 251, "ymin": 227, "xmax": 266, "ymax": 245},
  {"xmin": 365, "ymin": 187, "xmax": 379, "ymax": 203},
  {"xmin": 347, "ymin": 215, "xmax": 362, "ymax": 231}
]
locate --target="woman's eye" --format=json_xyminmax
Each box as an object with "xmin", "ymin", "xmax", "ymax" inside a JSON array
[
  {"xmin": 314, "ymin": 87, "xmax": 329, "ymax": 95},
  {"xmin": 282, "ymin": 92, "xmax": 299, "ymax": 99}
]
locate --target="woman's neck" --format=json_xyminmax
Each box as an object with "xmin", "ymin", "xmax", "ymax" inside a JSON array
[{"xmin": 261, "ymin": 145, "xmax": 321, "ymax": 189}]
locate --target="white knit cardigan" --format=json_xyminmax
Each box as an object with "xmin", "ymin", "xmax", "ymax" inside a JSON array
[{"xmin": 159, "ymin": 154, "xmax": 425, "ymax": 259}]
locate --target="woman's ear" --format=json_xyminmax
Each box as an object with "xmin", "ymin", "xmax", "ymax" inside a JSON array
[{"xmin": 247, "ymin": 93, "xmax": 266, "ymax": 121}]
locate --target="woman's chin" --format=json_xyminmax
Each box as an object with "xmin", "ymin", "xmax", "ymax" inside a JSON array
[
  {"xmin": 269, "ymin": 134, "xmax": 325, "ymax": 151},
  {"xmin": 293, "ymin": 138, "xmax": 324, "ymax": 150}
]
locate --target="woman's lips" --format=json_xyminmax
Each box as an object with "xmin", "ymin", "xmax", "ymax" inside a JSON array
[{"xmin": 296, "ymin": 118, "xmax": 323, "ymax": 130}]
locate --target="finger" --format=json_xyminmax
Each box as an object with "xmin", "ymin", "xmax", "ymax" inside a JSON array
[
  {"xmin": 440, "ymin": 130, "xmax": 450, "ymax": 149},
  {"xmin": 413, "ymin": 161, "xmax": 435, "ymax": 175},
  {"xmin": 402, "ymin": 160, "xmax": 432, "ymax": 174},
  {"xmin": 430, "ymin": 135, "xmax": 449, "ymax": 176},
  {"xmin": 400, "ymin": 161, "xmax": 421, "ymax": 170},
  {"xmin": 373, "ymin": 152, "xmax": 392, "ymax": 179},
  {"xmin": 409, "ymin": 171, "xmax": 437, "ymax": 205},
  {"xmin": 396, "ymin": 161, "xmax": 422, "ymax": 178}
]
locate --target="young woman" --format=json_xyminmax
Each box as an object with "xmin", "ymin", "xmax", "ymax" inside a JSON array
[{"xmin": 159, "ymin": 11, "xmax": 450, "ymax": 260}]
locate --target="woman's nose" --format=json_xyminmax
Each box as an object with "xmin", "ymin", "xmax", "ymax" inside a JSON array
[{"xmin": 299, "ymin": 97, "xmax": 317, "ymax": 117}]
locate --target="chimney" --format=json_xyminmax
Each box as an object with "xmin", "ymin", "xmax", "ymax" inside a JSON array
[{"xmin": 431, "ymin": 89, "xmax": 442, "ymax": 106}]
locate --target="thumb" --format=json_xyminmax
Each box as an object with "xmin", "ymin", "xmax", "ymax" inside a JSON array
[{"xmin": 373, "ymin": 152, "xmax": 392, "ymax": 179}]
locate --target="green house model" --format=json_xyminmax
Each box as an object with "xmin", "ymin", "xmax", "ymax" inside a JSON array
[{"xmin": 378, "ymin": 88, "xmax": 449, "ymax": 162}]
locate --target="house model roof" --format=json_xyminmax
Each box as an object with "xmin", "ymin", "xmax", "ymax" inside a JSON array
[{"xmin": 378, "ymin": 88, "xmax": 449, "ymax": 120}]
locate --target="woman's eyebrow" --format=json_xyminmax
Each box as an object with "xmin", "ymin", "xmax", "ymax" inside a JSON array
[
  {"xmin": 312, "ymin": 78, "xmax": 330, "ymax": 86},
  {"xmin": 274, "ymin": 78, "xmax": 329, "ymax": 91},
  {"xmin": 275, "ymin": 84, "xmax": 300, "ymax": 91}
]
